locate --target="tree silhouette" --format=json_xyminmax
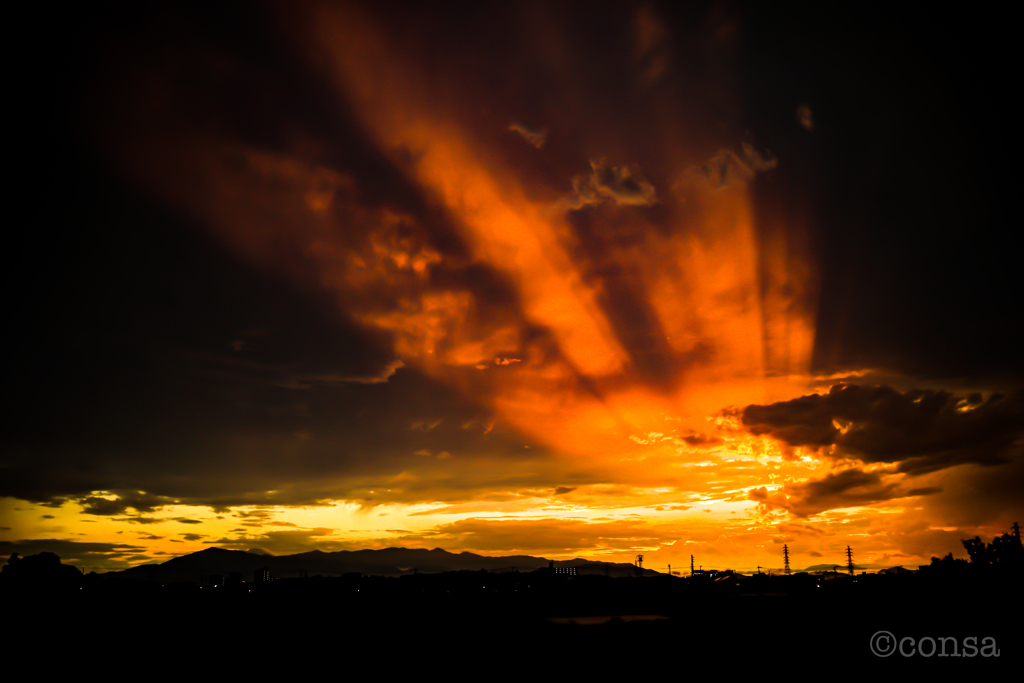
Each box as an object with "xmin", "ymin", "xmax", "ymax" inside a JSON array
[
  {"xmin": 962, "ymin": 532, "xmax": 1024, "ymax": 567},
  {"xmin": 962, "ymin": 536, "xmax": 991, "ymax": 564},
  {"xmin": 929, "ymin": 552, "xmax": 968, "ymax": 567},
  {"xmin": 1, "ymin": 551, "xmax": 83, "ymax": 588}
]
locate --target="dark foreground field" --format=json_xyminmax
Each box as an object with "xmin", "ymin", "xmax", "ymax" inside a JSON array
[{"xmin": 5, "ymin": 569, "xmax": 1020, "ymax": 673}]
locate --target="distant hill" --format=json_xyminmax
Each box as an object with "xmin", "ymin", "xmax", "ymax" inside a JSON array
[{"xmin": 107, "ymin": 546, "xmax": 662, "ymax": 582}]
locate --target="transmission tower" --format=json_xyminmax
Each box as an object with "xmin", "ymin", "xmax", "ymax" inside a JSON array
[
  {"xmin": 846, "ymin": 546, "xmax": 854, "ymax": 575},
  {"xmin": 635, "ymin": 554, "xmax": 643, "ymax": 577},
  {"xmin": 691, "ymin": 555, "xmax": 695, "ymax": 576},
  {"xmin": 783, "ymin": 544, "xmax": 791, "ymax": 574}
]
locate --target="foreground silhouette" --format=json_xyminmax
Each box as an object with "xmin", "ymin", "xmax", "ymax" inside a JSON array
[{"xmin": 3, "ymin": 532, "xmax": 1022, "ymax": 669}]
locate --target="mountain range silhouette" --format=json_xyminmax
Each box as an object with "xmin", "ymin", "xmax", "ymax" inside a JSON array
[{"xmin": 108, "ymin": 546, "xmax": 662, "ymax": 581}]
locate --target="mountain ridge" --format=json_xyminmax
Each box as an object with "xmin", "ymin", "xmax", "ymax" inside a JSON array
[{"xmin": 109, "ymin": 546, "xmax": 662, "ymax": 581}]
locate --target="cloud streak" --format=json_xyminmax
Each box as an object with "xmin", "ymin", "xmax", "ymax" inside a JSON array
[
  {"xmin": 508, "ymin": 120, "xmax": 547, "ymax": 149},
  {"xmin": 559, "ymin": 160, "xmax": 657, "ymax": 210}
]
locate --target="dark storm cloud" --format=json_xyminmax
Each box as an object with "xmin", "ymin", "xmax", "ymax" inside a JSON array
[
  {"xmin": 6, "ymin": 138, "xmax": 474, "ymax": 506},
  {"xmin": 741, "ymin": 382, "xmax": 1024, "ymax": 518},
  {"xmin": 0, "ymin": 539, "xmax": 146, "ymax": 569},
  {"xmin": 738, "ymin": 5, "xmax": 1023, "ymax": 385},
  {"xmin": 2, "ymin": 122, "xmax": 555, "ymax": 514},
  {"xmin": 2, "ymin": 359, "xmax": 557, "ymax": 509},
  {"xmin": 921, "ymin": 457, "xmax": 1024, "ymax": 527},
  {"xmin": 79, "ymin": 492, "xmax": 174, "ymax": 516},
  {"xmin": 741, "ymin": 385, "xmax": 1024, "ymax": 474},
  {"xmin": 750, "ymin": 468, "xmax": 941, "ymax": 518}
]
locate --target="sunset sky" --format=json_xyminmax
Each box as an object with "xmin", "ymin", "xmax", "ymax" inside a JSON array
[{"xmin": 5, "ymin": 1, "xmax": 1021, "ymax": 575}]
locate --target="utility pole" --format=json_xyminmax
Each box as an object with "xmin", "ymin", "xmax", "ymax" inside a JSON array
[
  {"xmin": 846, "ymin": 546, "xmax": 854, "ymax": 575},
  {"xmin": 783, "ymin": 544, "xmax": 791, "ymax": 574},
  {"xmin": 690, "ymin": 555, "xmax": 694, "ymax": 577}
]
